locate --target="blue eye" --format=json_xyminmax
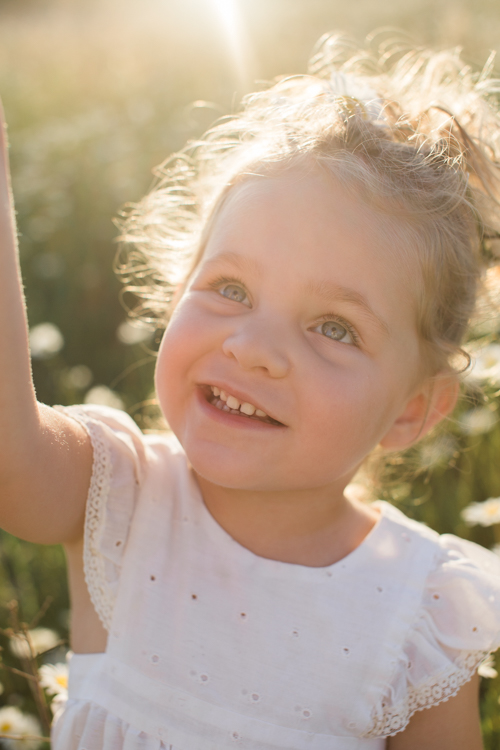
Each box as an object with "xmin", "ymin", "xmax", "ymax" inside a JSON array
[
  {"xmin": 318, "ymin": 320, "xmax": 354, "ymax": 344},
  {"xmin": 219, "ymin": 284, "xmax": 247, "ymax": 304}
]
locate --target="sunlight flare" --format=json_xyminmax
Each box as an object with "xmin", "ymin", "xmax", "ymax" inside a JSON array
[{"xmin": 208, "ymin": 0, "xmax": 252, "ymax": 89}]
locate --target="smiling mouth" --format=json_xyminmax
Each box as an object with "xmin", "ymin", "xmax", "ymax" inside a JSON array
[{"xmin": 205, "ymin": 385, "xmax": 284, "ymax": 426}]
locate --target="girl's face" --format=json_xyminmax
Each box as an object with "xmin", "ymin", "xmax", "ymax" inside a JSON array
[{"xmin": 155, "ymin": 168, "xmax": 423, "ymax": 493}]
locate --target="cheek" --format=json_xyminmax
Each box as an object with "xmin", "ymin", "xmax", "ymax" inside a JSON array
[
  {"xmin": 299, "ymin": 364, "xmax": 402, "ymax": 458},
  {"xmin": 154, "ymin": 337, "xmax": 179, "ymax": 426},
  {"xmin": 154, "ymin": 316, "xmax": 195, "ymax": 420},
  {"xmin": 300, "ymin": 386, "xmax": 368, "ymax": 469},
  {"xmin": 154, "ymin": 303, "xmax": 218, "ymax": 419}
]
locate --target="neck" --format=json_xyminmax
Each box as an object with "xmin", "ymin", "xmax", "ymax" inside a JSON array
[{"xmin": 194, "ymin": 476, "xmax": 379, "ymax": 567}]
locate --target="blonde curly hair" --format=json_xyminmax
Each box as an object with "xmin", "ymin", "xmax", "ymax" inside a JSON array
[{"xmin": 115, "ymin": 32, "xmax": 500, "ymax": 376}]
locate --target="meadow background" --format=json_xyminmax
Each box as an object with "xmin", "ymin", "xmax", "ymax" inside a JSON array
[{"xmin": 1, "ymin": 0, "xmax": 500, "ymax": 746}]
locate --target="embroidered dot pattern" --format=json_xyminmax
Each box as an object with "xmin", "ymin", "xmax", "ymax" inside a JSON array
[{"xmin": 74, "ymin": 408, "xmax": 488, "ymax": 741}]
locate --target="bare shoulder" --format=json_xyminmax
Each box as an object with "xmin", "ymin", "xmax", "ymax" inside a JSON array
[
  {"xmin": 387, "ymin": 674, "xmax": 483, "ymax": 750},
  {"xmin": 0, "ymin": 402, "xmax": 93, "ymax": 545}
]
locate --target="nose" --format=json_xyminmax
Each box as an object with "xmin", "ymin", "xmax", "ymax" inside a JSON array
[{"xmin": 221, "ymin": 315, "xmax": 291, "ymax": 378}]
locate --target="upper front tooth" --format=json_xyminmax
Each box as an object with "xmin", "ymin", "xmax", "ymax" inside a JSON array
[
  {"xmin": 240, "ymin": 402, "xmax": 256, "ymax": 416},
  {"xmin": 212, "ymin": 386, "xmax": 220, "ymax": 396},
  {"xmin": 227, "ymin": 395, "xmax": 241, "ymax": 410},
  {"xmin": 255, "ymin": 409, "xmax": 267, "ymax": 418},
  {"xmin": 220, "ymin": 390, "xmax": 228, "ymax": 401}
]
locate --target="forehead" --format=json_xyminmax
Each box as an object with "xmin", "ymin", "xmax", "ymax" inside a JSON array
[{"xmin": 202, "ymin": 168, "xmax": 417, "ymax": 305}]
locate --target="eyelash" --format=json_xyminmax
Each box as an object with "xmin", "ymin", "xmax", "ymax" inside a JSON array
[
  {"xmin": 209, "ymin": 275, "xmax": 250, "ymax": 302},
  {"xmin": 209, "ymin": 275, "xmax": 247, "ymax": 291},
  {"xmin": 208, "ymin": 276, "xmax": 360, "ymax": 345},
  {"xmin": 316, "ymin": 314, "xmax": 360, "ymax": 346}
]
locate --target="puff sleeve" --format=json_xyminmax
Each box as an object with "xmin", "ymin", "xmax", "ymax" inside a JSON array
[
  {"xmin": 55, "ymin": 404, "xmax": 148, "ymax": 631},
  {"xmin": 369, "ymin": 534, "xmax": 500, "ymax": 737}
]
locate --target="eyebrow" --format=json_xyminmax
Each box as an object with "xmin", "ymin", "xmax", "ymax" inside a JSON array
[
  {"xmin": 201, "ymin": 251, "xmax": 261, "ymax": 275},
  {"xmin": 305, "ymin": 280, "xmax": 391, "ymax": 338},
  {"xmin": 203, "ymin": 251, "xmax": 390, "ymax": 337}
]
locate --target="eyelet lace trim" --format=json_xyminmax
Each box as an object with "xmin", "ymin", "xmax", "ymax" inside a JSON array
[
  {"xmin": 56, "ymin": 406, "xmax": 114, "ymax": 631},
  {"xmin": 365, "ymin": 650, "xmax": 488, "ymax": 737}
]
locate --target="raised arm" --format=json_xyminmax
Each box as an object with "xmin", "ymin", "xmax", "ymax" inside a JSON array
[{"xmin": 0, "ymin": 103, "xmax": 92, "ymax": 545}]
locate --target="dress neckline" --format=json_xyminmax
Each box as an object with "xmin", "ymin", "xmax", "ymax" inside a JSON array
[{"xmin": 188, "ymin": 468, "xmax": 392, "ymax": 580}]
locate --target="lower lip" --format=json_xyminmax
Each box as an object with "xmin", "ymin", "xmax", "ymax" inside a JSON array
[{"xmin": 195, "ymin": 388, "xmax": 285, "ymax": 432}]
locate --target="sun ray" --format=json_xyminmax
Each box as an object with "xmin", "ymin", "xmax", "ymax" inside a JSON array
[{"xmin": 208, "ymin": 0, "xmax": 252, "ymax": 90}]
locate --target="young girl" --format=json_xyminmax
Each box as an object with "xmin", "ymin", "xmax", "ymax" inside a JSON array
[{"xmin": 1, "ymin": 33, "xmax": 500, "ymax": 750}]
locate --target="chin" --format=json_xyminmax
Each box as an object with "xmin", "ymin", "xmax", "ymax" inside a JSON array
[
  {"xmin": 187, "ymin": 446, "xmax": 326, "ymax": 493},
  {"xmin": 185, "ymin": 445, "xmax": 277, "ymax": 491}
]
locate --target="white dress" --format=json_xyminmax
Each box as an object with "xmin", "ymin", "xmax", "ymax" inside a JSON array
[{"xmin": 51, "ymin": 405, "xmax": 500, "ymax": 750}]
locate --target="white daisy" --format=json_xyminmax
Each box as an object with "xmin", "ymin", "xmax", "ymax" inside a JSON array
[
  {"xmin": 466, "ymin": 343, "xmax": 500, "ymax": 386},
  {"xmin": 462, "ymin": 497, "xmax": 500, "ymax": 527},
  {"xmin": 117, "ymin": 320, "xmax": 152, "ymax": 345},
  {"xmin": 10, "ymin": 627, "xmax": 59, "ymax": 659},
  {"xmin": 0, "ymin": 706, "xmax": 42, "ymax": 749},
  {"xmin": 478, "ymin": 653, "xmax": 498, "ymax": 679},
  {"xmin": 39, "ymin": 662, "xmax": 68, "ymax": 697},
  {"xmin": 419, "ymin": 435, "xmax": 457, "ymax": 469},
  {"xmin": 29, "ymin": 322, "xmax": 64, "ymax": 359},
  {"xmin": 84, "ymin": 385, "xmax": 125, "ymax": 410},
  {"xmin": 457, "ymin": 406, "xmax": 497, "ymax": 435}
]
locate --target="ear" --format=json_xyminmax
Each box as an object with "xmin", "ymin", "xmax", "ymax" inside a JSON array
[{"xmin": 379, "ymin": 372, "xmax": 459, "ymax": 452}]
